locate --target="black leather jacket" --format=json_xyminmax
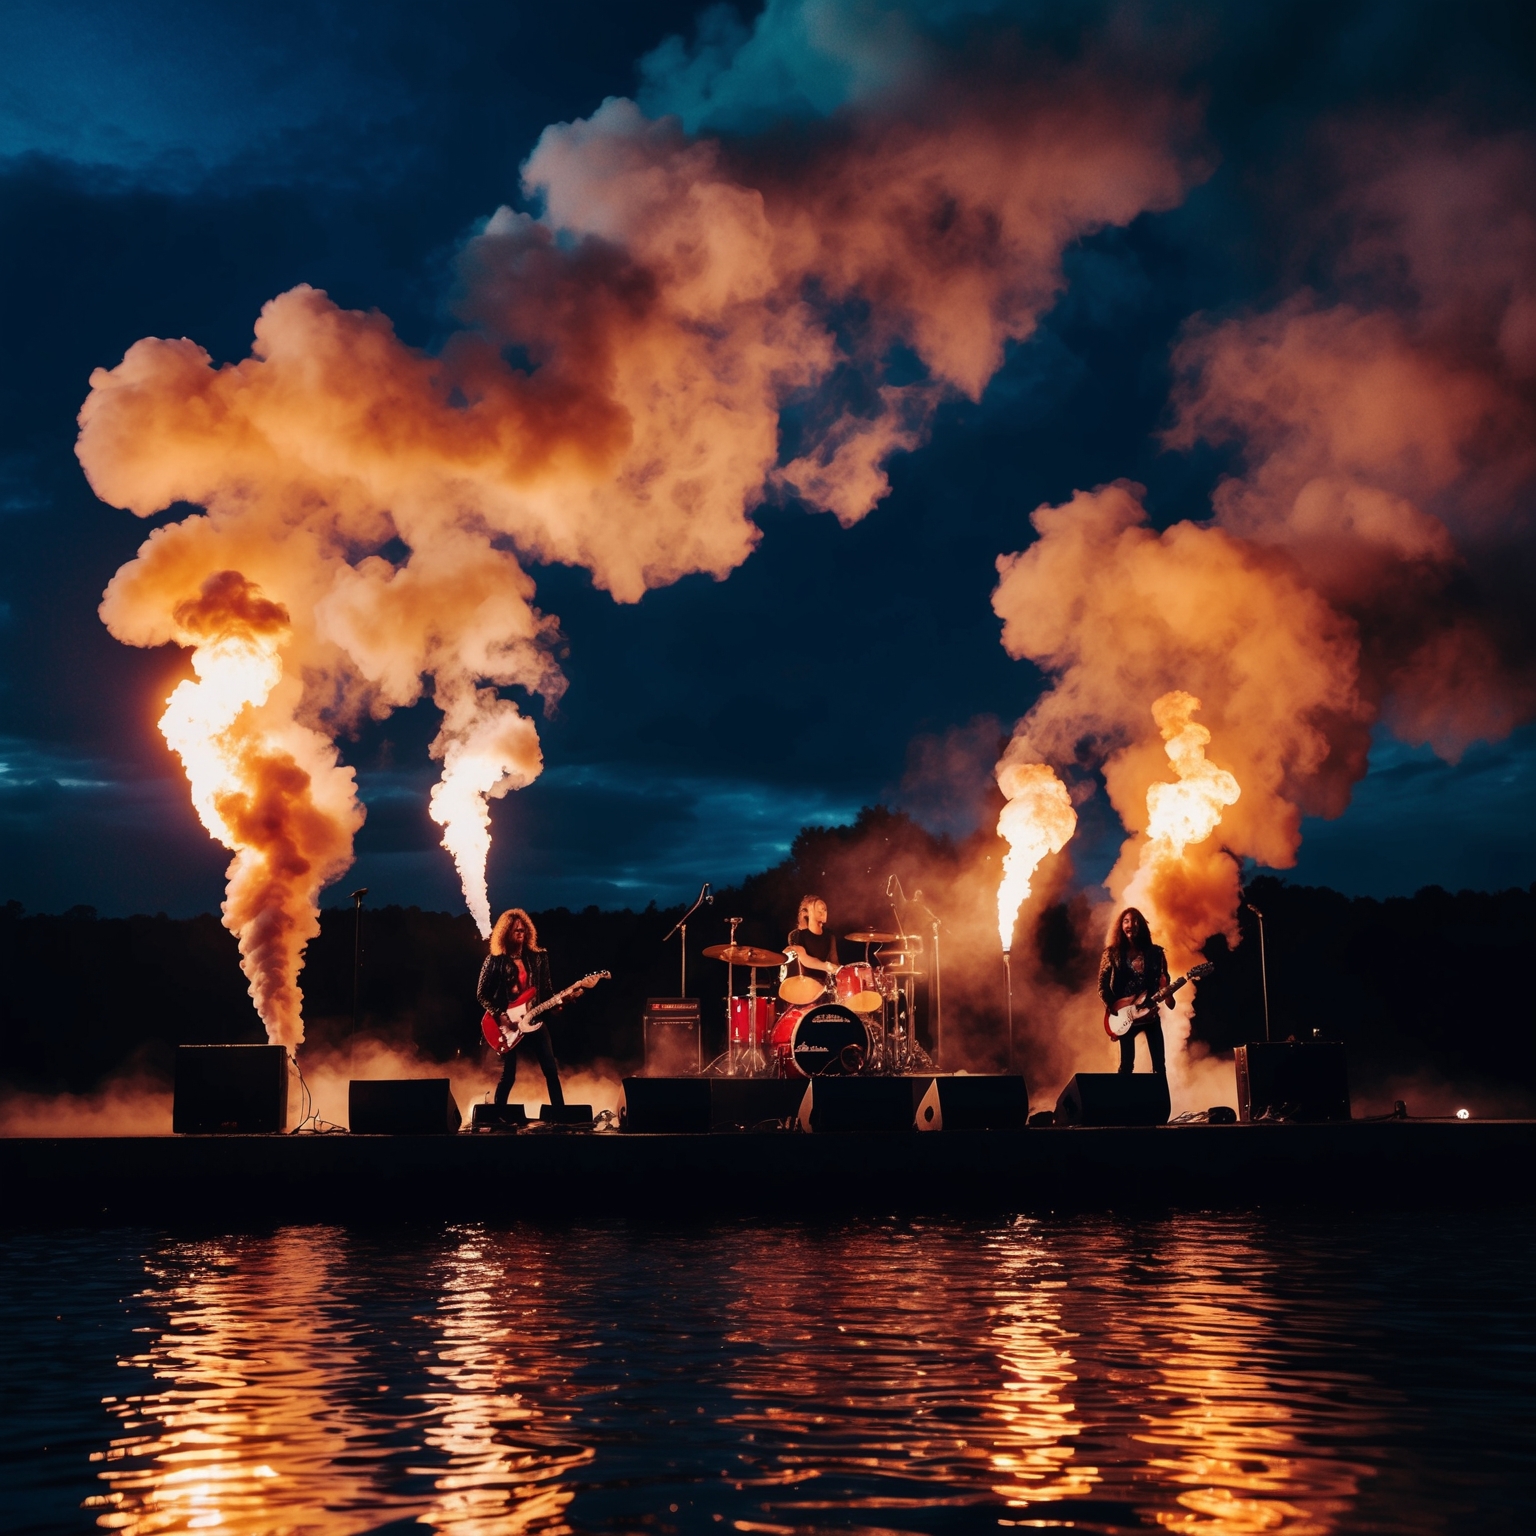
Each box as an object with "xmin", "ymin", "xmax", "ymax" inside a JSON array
[
  {"xmin": 1098, "ymin": 943, "xmax": 1169, "ymax": 1007},
  {"xmin": 476, "ymin": 949, "xmax": 553, "ymax": 1015}
]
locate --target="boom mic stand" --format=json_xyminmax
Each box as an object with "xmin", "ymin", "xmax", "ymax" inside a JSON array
[{"xmin": 662, "ymin": 882, "xmax": 712, "ymax": 998}]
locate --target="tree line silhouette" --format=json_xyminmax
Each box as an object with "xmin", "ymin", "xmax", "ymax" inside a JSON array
[{"xmin": 2, "ymin": 806, "xmax": 1531, "ymax": 1107}]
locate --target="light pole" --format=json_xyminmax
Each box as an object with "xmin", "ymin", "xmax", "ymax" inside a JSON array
[
  {"xmin": 350, "ymin": 888, "xmax": 368, "ymax": 1037},
  {"xmin": 1243, "ymin": 900, "xmax": 1270, "ymax": 1042}
]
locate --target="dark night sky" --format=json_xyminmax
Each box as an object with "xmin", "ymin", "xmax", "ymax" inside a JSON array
[{"xmin": 1, "ymin": 0, "xmax": 1533, "ymax": 920}]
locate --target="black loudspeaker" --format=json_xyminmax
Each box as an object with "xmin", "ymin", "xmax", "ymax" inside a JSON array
[
  {"xmin": 349, "ymin": 1079, "xmax": 462, "ymax": 1134},
  {"xmin": 643, "ymin": 999, "xmax": 701, "ymax": 1075},
  {"xmin": 710, "ymin": 1078, "xmax": 805, "ymax": 1131},
  {"xmin": 1236, "ymin": 1042, "xmax": 1350, "ymax": 1122},
  {"xmin": 1055, "ymin": 1073, "xmax": 1170, "ymax": 1127},
  {"xmin": 929, "ymin": 1074, "xmax": 1031, "ymax": 1131},
  {"xmin": 174, "ymin": 1044, "xmax": 289, "ymax": 1134},
  {"xmin": 470, "ymin": 1103, "xmax": 528, "ymax": 1132},
  {"xmin": 623, "ymin": 1076, "xmax": 711, "ymax": 1133},
  {"xmin": 806, "ymin": 1076, "xmax": 933, "ymax": 1133}
]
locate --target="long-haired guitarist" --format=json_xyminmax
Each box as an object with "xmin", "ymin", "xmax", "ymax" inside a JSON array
[
  {"xmin": 1098, "ymin": 907, "xmax": 1170, "ymax": 1076},
  {"xmin": 478, "ymin": 907, "xmax": 564, "ymax": 1109}
]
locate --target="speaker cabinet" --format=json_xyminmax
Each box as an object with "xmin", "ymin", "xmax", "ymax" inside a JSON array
[
  {"xmin": 931, "ymin": 1074, "xmax": 1030, "ymax": 1131},
  {"xmin": 348, "ymin": 1078, "xmax": 461, "ymax": 1134},
  {"xmin": 174, "ymin": 1044, "xmax": 289, "ymax": 1134},
  {"xmin": 642, "ymin": 999, "xmax": 701, "ymax": 1075},
  {"xmin": 623, "ymin": 1076, "xmax": 711, "ymax": 1133},
  {"xmin": 1236, "ymin": 1042, "xmax": 1350, "ymax": 1122},
  {"xmin": 1055, "ymin": 1072, "xmax": 1170, "ymax": 1127}
]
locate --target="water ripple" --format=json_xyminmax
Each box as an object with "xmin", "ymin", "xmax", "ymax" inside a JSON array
[{"xmin": 2, "ymin": 1212, "xmax": 1532, "ymax": 1535}]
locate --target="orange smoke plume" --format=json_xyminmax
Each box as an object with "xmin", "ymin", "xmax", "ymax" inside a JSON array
[{"xmin": 78, "ymin": 67, "xmax": 1201, "ymax": 1045}]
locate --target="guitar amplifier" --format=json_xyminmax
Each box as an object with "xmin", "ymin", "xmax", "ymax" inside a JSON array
[
  {"xmin": 174, "ymin": 1044, "xmax": 289, "ymax": 1133},
  {"xmin": 642, "ymin": 998, "xmax": 701, "ymax": 1075},
  {"xmin": 1235, "ymin": 1042, "xmax": 1350, "ymax": 1122}
]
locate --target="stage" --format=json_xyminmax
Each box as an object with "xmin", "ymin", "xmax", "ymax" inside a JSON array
[{"xmin": 2, "ymin": 1118, "xmax": 1530, "ymax": 1223}]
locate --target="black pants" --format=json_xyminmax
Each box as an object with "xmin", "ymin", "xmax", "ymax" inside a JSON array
[
  {"xmin": 494, "ymin": 1027, "xmax": 564, "ymax": 1107},
  {"xmin": 1118, "ymin": 1015, "xmax": 1167, "ymax": 1075}
]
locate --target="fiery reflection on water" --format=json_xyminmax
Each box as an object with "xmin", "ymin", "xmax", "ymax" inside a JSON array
[{"xmin": 73, "ymin": 1215, "xmax": 1460, "ymax": 1534}]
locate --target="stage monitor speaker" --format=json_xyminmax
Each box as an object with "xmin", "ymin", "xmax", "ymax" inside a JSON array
[
  {"xmin": 1235, "ymin": 1042, "xmax": 1350, "ymax": 1122},
  {"xmin": 470, "ymin": 1103, "xmax": 528, "ymax": 1132},
  {"xmin": 806, "ymin": 1075, "xmax": 935, "ymax": 1134},
  {"xmin": 174, "ymin": 1044, "xmax": 289, "ymax": 1134},
  {"xmin": 710, "ymin": 1078, "xmax": 805, "ymax": 1131},
  {"xmin": 539, "ymin": 1103, "xmax": 594, "ymax": 1125},
  {"xmin": 929, "ymin": 1074, "xmax": 1030, "ymax": 1131},
  {"xmin": 623, "ymin": 1076, "xmax": 711, "ymax": 1133},
  {"xmin": 349, "ymin": 1078, "xmax": 461, "ymax": 1134},
  {"xmin": 1055, "ymin": 1073, "xmax": 1170, "ymax": 1127},
  {"xmin": 643, "ymin": 999, "xmax": 701, "ymax": 1075}
]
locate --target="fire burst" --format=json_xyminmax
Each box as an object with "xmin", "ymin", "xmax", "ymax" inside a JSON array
[{"xmin": 994, "ymin": 761, "xmax": 1077, "ymax": 951}]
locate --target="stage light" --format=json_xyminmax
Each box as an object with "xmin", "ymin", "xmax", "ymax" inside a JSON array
[{"xmin": 1456, "ymin": 1108, "xmax": 1470, "ymax": 1120}]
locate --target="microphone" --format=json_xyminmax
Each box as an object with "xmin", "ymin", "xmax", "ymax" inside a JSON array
[{"xmin": 704, "ymin": 883, "xmax": 714, "ymax": 904}]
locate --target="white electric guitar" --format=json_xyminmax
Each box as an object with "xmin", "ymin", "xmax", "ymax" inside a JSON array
[
  {"xmin": 481, "ymin": 971, "xmax": 610, "ymax": 1055},
  {"xmin": 1103, "ymin": 962, "xmax": 1215, "ymax": 1039}
]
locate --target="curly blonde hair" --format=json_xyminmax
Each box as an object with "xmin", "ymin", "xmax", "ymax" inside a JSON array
[
  {"xmin": 797, "ymin": 894, "xmax": 827, "ymax": 929},
  {"xmin": 489, "ymin": 908, "xmax": 542, "ymax": 955}
]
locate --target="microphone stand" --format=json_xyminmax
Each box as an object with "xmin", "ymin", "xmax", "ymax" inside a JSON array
[
  {"xmin": 911, "ymin": 892, "xmax": 942, "ymax": 1069},
  {"xmin": 663, "ymin": 882, "xmax": 712, "ymax": 998}
]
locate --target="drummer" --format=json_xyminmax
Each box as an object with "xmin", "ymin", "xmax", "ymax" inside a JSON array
[{"xmin": 785, "ymin": 894, "xmax": 840, "ymax": 990}]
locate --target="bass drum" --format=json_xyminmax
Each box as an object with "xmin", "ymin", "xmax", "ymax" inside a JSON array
[{"xmin": 771, "ymin": 1002, "xmax": 871, "ymax": 1079}]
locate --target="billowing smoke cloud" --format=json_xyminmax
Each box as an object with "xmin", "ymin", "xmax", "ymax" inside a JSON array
[
  {"xmin": 77, "ymin": 7, "xmax": 1203, "ymax": 1044},
  {"xmin": 991, "ymin": 120, "xmax": 1536, "ymax": 1099}
]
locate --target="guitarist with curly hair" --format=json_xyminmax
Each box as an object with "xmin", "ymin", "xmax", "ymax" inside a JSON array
[
  {"xmin": 1098, "ymin": 907, "xmax": 1171, "ymax": 1076},
  {"xmin": 479, "ymin": 907, "xmax": 565, "ymax": 1110}
]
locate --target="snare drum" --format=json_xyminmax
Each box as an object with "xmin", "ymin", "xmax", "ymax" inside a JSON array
[
  {"xmin": 770, "ymin": 1002, "xmax": 871, "ymax": 1078},
  {"xmin": 729, "ymin": 995, "xmax": 775, "ymax": 1048},
  {"xmin": 834, "ymin": 963, "xmax": 883, "ymax": 1015}
]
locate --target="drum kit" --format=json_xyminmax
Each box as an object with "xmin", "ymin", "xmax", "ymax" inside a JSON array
[{"xmin": 701, "ymin": 925, "xmax": 932, "ymax": 1079}]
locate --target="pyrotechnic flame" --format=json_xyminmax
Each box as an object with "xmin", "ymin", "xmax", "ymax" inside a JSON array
[
  {"xmin": 428, "ymin": 688, "xmax": 543, "ymax": 937},
  {"xmin": 995, "ymin": 762, "xmax": 1077, "ymax": 951},
  {"xmin": 160, "ymin": 634, "xmax": 284, "ymax": 844},
  {"xmin": 1143, "ymin": 690, "xmax": 1241, "ymax": 858}
]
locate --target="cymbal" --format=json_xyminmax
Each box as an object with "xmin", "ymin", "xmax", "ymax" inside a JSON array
[
  {"xmin": 702, "ymin": 943, "xmax": 786, "ymax": 968},
  {"xmin": 881, "ymin": 965, "xmax": 926, "ymax": 978},
  {"xmin": 876, "ymin": 940, "xmax": 923, "ymax": 958},
  {"xmin": 845, "ymin": 929, "xmax": 899, "ymax": 944}
]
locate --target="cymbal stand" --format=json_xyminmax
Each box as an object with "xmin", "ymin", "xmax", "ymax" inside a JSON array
[
  {"xmin": 739, "ymin": 965, "xmax": 769, "ymax": 1077},
  {"xmin": 724, "ymin": 916, "xmax": 742, "ymax": 1076}
]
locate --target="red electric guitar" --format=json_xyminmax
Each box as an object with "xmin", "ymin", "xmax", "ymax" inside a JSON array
[
  {"xmin": 481, "ymin": 971, "xmax": 610, "ymax": 1055},
  {"xmin": 1103, "ymin": 962, "xmax": 1215, "ymax": 1039}
]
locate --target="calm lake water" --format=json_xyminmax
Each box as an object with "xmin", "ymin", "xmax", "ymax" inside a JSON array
[{"xmin": 2, "ymin": 1212, "xmax": 1531, "ymax": 1535}]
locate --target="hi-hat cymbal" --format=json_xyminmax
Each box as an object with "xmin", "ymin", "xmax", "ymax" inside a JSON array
[
  {"xmin": 876, "ymin": 939, "xmax": 923, "ymax": 957},
  {"xmin": 702, "ymin": 943, "xmax": 786, "ymax": 968},
  {"xmin": 845, "ymin": 929, "xmax": 899, "ymax": 944}
]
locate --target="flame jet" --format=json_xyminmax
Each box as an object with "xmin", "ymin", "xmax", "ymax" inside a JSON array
[{"xmin": 994, "ymin": 760, "xmax": 1077, "ymax": 952}]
